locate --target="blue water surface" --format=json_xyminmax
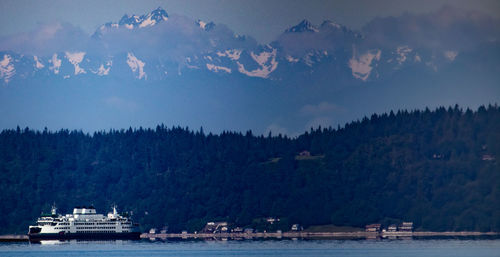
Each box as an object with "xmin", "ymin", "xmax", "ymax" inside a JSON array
[{"xmin": 1, "ymin": 238, "xmax": 499, "ymax": 257}]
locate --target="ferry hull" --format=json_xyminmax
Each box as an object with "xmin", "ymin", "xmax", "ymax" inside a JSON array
[{"xmin": 28, "ymin": 232, "xmax": 141, "ymax": 241}]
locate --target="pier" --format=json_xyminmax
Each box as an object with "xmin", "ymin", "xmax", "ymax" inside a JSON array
[
  {"xmin": 0, "ymin": 235, "xmax": 29, "ymax": 242},
  {"xmin": 1, "ymin": 231, "xmax": 498, "ymax": 242},
  {"xmin": 140, "ymin": 231, "xmax": 500, "ymax": 240}
]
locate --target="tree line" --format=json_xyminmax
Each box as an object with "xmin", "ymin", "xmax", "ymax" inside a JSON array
[{"xmin": 0, "ymin": 105, "xmax": 498, "ymax": 234}]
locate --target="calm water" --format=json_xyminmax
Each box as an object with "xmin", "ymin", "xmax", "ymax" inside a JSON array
[{"xmin": 1, "ymin": 238, "xmax": 500, "ymax": 257}]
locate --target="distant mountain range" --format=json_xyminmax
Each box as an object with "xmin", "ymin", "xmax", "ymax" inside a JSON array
[
  {"xmin": 2, "ymin": 5, "xmax": 498, "ymax": 83},
  {"xmin": 0, "ymin": 6, "xmax": 499, "ymax": 133}
]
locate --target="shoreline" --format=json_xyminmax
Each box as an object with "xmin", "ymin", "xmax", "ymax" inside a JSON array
[
  {"xmin": 0, "ymin": 235, "xmax": 29, "ymax": 242},
  {"xmin": 1, "ymin": 231, "xmax": 499, "ymax": 242},
  {"xmin": 141, "ymin": 231, "xmax": 500, "ymax": 240}
]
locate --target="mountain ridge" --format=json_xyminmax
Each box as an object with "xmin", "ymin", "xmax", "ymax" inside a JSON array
[
  {"xmin": 0, "ymin": 6, "xmax": 498, "ymax": 135},
  {"xmin": 1, "ymin": 5, "xmax": 497, "ymax": 84}
]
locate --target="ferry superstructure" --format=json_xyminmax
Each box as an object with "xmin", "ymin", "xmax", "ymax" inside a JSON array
[{"xmin": 28, "ymin": 205, "xmax": 140, "ymax": 240}]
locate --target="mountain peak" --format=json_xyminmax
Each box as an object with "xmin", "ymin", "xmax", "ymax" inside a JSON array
[
  {"xmin": 94, "ymin": 8, "xmax": 169, "ymax": 38},
  {"xmin": 149, "ymin": 7, "xmax": 169, "ymax": 21},
  {"xmin": 118, "ymin": 14, "xmax": 139, "ymax": 26},
  {"xmin": 286, "ymin": 19, "xmax": 319, "ymax": 33},
  {"xmin": 153, "ymin": 6, "xmax": 165, "ymax": 12},
  {"xmin": 116, "ymin": 7, "xmax": 168, "ymax": 29}
]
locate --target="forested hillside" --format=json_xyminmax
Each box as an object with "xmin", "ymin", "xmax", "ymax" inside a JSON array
[{"xmin": 0, "ymin": 105, "xmax": 499, "ymax": 234}]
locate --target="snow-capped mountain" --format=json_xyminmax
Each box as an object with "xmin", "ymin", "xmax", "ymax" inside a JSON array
[
  {"xmin": 93, "ymin": 7, "xmax": 169, "ymax": 39},
  {"xmin": 0, "ymin": 5, "xmax": 499, "ymax": 134},
  {"xmin": 0, "ymin": 6, "xmax": 498, "ymax": 85},
  {"xmin": 106, "ymin": 7, "xmax": 168, "ymax": 30},
  {"xmin": 285, "ymin": 19, "xmax": 319, "ymax": 33},
  {"xmin": 120, "ymin": 7, "xmax": 169, "ymax": 28}
]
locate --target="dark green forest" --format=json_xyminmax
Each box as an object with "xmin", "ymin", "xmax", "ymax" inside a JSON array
[{"xmin": 0, "ymin": 105, "xmax": 499, "ymax": 234}]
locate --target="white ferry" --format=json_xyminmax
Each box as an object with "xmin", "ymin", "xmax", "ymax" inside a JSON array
[{"xmin": 28, "ymin": 205, "xmax": 140, "ymax": 240}]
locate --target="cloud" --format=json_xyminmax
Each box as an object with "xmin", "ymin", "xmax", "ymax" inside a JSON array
[
  {"xmin": 93, "ymin": 14, "xmax": 258, "ymax": 62},
  {"xmin": 38, "ymin": 23, "xmax": 63, "ymax": 41},
  {"xmin": 104, "ymin": 96, "xmax": 139, "ymax": 112},
  {"xmin": 265, "ymin": 123, "xmax": 289, "ymax": 136},
  {"xmin": 362, "ymin": 5, "xmax": 500, "ymax": 50},
  {"xmin": 349, "ymin": 49, "xmax": 381, "ymax": 81},
  {"xmin": 299, "ymin": 101, "xmax": 341, "ymax": 116},
  {"xmin": 299, "ymin": 102, "xmax": 346, "ymax": 131},
  {"xmin": 276, "ymin": 20, "xmax": 361, "ymax": 57},
  {"xmin": 304, "ymin": 116, "xmax": 334, "ymax": 130},
  {"xmin": 0, "ymin": 22, "xmax": 89, "ymax": 55}
]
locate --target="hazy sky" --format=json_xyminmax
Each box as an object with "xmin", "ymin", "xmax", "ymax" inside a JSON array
[{"xmin": 1, "ymin": 0, "xmax": 499, "ymax": 43}]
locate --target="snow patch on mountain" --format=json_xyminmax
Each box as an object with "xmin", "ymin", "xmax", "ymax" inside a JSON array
[
  {"xmin": 414, "ymin": 54, "xmax": 422, "ymax": 62},
  {"xmin": 0, "ymin": 55, "xmax": 15, "ymax": 83},
  {"xmin": 396, "ymin": 46, "xmax": 412, "ymax": 65},
  {"xmin": 65, "ymin": 51, "xmax": 86, "ymax": 75},
  {"xmin": 127, "ymin": 52, "xmax": 146, "ymax": 79},
  {"xmin": 216, "ymin": 49, "xmax": 242, "ymax": 61},
  {"xmin": 95, "ymin": 61, "xmax": 112, "ymax": 76},
  {"xmin": 196, "ymin": 19, "xmax": 215, "ymax": 31},
  {"xmin": 349, "ymin": 49, "xmax": 381, "ymax": 81},
  {"xmin": 135, "ymin": 7, "xmax": 168, "ymax": 28},
  {"xmin": 252, "ymin": 49, "xmax": 275, "ymax": 67},
  {"xmin": 119, "ymin": 15, "xmax": 140, "ymax": 28},
  {"xmin": 444, "ymin": 50, "xmax": 458, "ymax": 61},
  {"xmin": 206, "ymin": 63, "xmax": 231, "ymax": 73},
  {"xmin": 237, "ymin": 49, "xmax": 278, "ymax": 78},
  {"xmin": 304, "ymin": 53, "xmax": 315, "ymax": 67},
  {"xmin": 139, "ymin": 15, "xmax": 158, "ymax": 28},
  {"xmin": 49, "ymin": 54, "xmax": 62, "ymax": 75},
  {"xmin": 96, "ymin": 64, "xmax": 110, "ymax": 75},
  {"xmin": 286, "ymin": 55, "xmax": 299, "ymax": 63},
  {"xmin": 185, "ymin": 57, "xmax": 199, "ymax": 69},
  {"xmin": 33, "ymin": 56, "xmax": 44, "ymax": 69},
  {"xmin": 99, "ymin": 7, "xmax": 168, "ymax": 32},
  {"xmin": 198, "ymin": 20, "xmax": 207, "ymax": 29}
]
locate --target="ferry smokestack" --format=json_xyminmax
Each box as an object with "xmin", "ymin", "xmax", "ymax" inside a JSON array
[{"xmin": 51, "ymin": 204, "xmax": 57, "ymax": 216}]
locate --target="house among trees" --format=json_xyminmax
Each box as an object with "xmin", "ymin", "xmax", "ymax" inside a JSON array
[
  {"xmin": 231, "ymin": 227, "xmax": 243, "ymax": 233},
  {"xmin": 399, "ymin": 222, "xmax": 413, "ymax": 232},
  {"xmin": 365, "ymin": 224, "xmax": 381, "ymax": 232},
  {"xmin": 432, "ymin": 153, "xmax": 443, "ymax": 159},
  {"xmin": 291, "ymin": 224, "xmax": 303, "ymax": 231},
  {"xmin": 202, "ymin": 221, "xmax": 228, "ymax": 233},
  {"xmin": 160, "ymin": 226, "xmax": 168, "ymax": 234},
  {"xmin": 387, "ymin": 224, "xmax": 398, "ymax": 232},
  {"xmin": 482, "ymin": 154, "xmax": 495, "ymax": 161},
  {"xmin": 299, "ymin": 150, "xmax": 311, "ymax": 156},
  {"xmin": 266, "ymin": 217, "xmax": 280, "ymax": 224}
]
